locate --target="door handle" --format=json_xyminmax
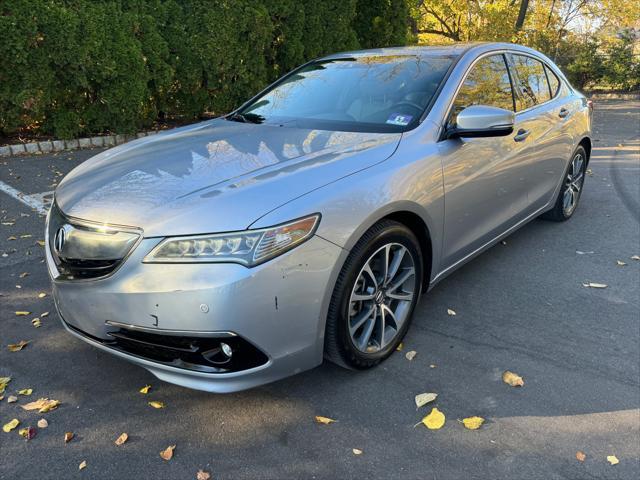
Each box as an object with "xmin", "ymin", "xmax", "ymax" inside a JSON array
[
  {"xmin": 513, "ymin": 129, "xmax": 530, "ymax": 142},
  {"xmin": 558, "ymin": 108, "xmax": 570, "ymax": 118}
]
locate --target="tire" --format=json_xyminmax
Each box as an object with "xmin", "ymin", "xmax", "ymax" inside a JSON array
[
  {"xmin": 541, "ymin": 146, "xmax": 588, "ymax": 222},
  {"xmin": 324, "ymin": 220, "xmax": 423, "ymax": 369}
]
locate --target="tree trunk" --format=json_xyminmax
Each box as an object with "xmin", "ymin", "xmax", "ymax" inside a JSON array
[{"xmin": 515, "ymin": 0, "xmax": 529, "ymax": 31}]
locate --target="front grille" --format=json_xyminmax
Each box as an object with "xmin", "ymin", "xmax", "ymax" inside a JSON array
[
  {"xmin": 66, "ymin": 322, "xmax": 269, "ymax": 374},
  {"xmin": 48, "ymin": 203, "xmax": 139, "ymax": 280}
]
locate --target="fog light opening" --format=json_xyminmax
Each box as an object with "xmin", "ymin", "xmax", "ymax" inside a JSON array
[{"xmin": 220, "ymin": 342, "xmax": 233, "ymax": 358}]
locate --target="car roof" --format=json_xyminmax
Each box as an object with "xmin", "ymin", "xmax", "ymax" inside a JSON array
[{"xmin": 319, "ymin": 42, "xmax": 545, "ymax": 61}]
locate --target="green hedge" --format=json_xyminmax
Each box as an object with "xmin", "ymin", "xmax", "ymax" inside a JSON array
[{"xmin": 0, "ymin": 0, "xmax": 410, "ymax": 139}]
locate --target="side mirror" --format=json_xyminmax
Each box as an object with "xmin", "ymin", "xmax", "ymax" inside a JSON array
[{"xmin": 446, "ymin": 105, "xmax": 515, "ymax": 139}]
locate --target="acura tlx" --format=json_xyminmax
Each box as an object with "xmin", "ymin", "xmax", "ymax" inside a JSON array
[{"xmin": 46, "ymin": 42, "xmax": 592, "ymax": 392}]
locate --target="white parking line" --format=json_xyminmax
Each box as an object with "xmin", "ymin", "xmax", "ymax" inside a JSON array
[{"xmin": 0, "ymin": 180, "xmax": 50, "ymax": 215}]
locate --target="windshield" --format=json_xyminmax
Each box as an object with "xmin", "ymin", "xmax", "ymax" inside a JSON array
[{"xmin": 235, "ymin": 54, "xmax": 456, "ymax": 133}]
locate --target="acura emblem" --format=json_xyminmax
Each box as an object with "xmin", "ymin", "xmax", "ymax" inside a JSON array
[{"xmin": 54, "ymin": 225, "xmax": 68, "ymax": 254}]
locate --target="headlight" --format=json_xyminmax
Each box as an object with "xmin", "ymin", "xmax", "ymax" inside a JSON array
[{"xmin": 143, "ymin": 214, "xmax": 320, "ymax": 266}]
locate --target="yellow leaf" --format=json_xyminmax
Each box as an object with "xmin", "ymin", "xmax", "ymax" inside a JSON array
[
  {"xmin": 196, "ymin": 470, "xmax": 211, "ymax": 480},
  {"xmin": 502, "ymin": 371, "xmax": 524, "ymax": 387},
  {"xmin": 415, "ymin": 392, "xmax": 437, "ymax": 408},
  {"xmin": 139, "ymin": 385, "xmax": 151, "ymax": 394},
  {"xmin": 148, "ymin": 401, "xmax": 164, "ymax": 409},
  {"xmin": 421, "ymin": 407, "xmax": 445, "ymax": 430},
  {"xmin": 3, "ymin": 419, "xmax": 20, "ymax": 432},
  {"xmin": 21, "ymin": 398, "xmax": 60, "ymax": 413},
  {"xmin": 160, "ymin": 445, "xmax": 176, "ymax": 461},
  {"xmin": 37, "ymin": 293, "xmax": 47, "ymax": 298},
  {"xmin": 352, "ymin": 448, "xmax": 363, "ymax": 455},
  {"xmin": 37, "ymin": 419, "xmax": 48, "ymax": 428},
  {"xmin": 447, "ymin": 308, "xmax": 456, "ymax": 316},
  {"xmin": 396, "ymin": 342, "xmax": 403, "ymax": 351},
  {"xmin": 31, "ymin": 318, "xmax": 41, "ymax": 328},
  {"xmin": 607, "ymin": 455, "xmax": 619, "ymax": 465},
  {"xmin": 582, "ymin": 282, "xmax": 608, "ymax": 289},
  {"xmin": 576, "ymin": 451, "xmax": 586, "ymax": 462},
  {"xmin": 461, "ymin": 416, "xmax": 485, "ymax": 430},
  {"xmin": 36, "ymin": 240, "xmax": 45, "ymax": 247},
  {"xmin": 79, "ymin": 460, "xmax": 87, "ymax": 470},
  {"xmin": 7, "ymin": 340, "xmax": 29, "ymax": 352},
  {"xmin": 64, "ymin": 432, "xmax": 74, "ymax": 443},
  {"xmin": 20, "ymin": 234, "xmax": 32, "ymax": 239},
  {"xmin": 40, "ymin": 311, "xmax": 50, "ymax": 318},
  {"xmin": 314, "ymin": 415, "xmax": 336, "ymax": 425},
  {"xmin": 115, "ymin": 432, "xmax": 128, "ymax": 446},
  {"xmin": 0, "ymin": 376, "xmax": 10, "ymax": 394},
  {"xmin": 15, "ymin": 311, "xmax": 30, "ymax": 316},
  {"xmin": 18, "ymin": 388, "xmax": 32, "ymax": 396},
  {"xmin": 405, "ymin": 350, "xmax": 417, "ymax": 361}
]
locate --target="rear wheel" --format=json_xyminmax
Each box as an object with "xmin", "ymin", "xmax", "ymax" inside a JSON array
[
  {"xmin": 324, "ymin": 220, "xmax": 423, "ymax": 369},
  {"xmin": 541, "ymin": 146, "xmax": 587, "ymax": 221}
]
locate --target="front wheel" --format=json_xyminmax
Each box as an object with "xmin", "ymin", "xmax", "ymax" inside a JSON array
[
  {"xmin": 541, "ymin": 146, "xmax": 587, "ymax": 221},
  {"xmin": 324, "ymin": 220, "xmax": 423, "ymax": 369}
]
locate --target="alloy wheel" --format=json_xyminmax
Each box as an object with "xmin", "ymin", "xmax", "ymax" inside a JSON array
[
  {"xmin": 563, "ymin": 152, "xmax": 585, "ymax": 216},
  {"xmin": 347, "ymin": 243, "xmax": 416, "ymax": 353}
]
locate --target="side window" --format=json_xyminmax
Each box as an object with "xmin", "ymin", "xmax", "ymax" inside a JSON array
[
  {"xmin": 450, "ymin": 54, "xmax": 514, "ymax": 124},
  {"xmin": 510, "ymin": 54, "xmax": 551, "ymax": 110},
  {"xmin": 544, "ymin": 64, "xmax": 560, "ymax": 98}
]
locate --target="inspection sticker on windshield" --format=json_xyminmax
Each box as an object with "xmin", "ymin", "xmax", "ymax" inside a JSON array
[{"xmin": 386, "ymin": 113, "xmax": 413, "ymax": 126}]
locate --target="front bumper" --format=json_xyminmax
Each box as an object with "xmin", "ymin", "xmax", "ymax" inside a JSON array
[{"xmin": 47, "ymin": 233, "xmax": 345, "ymax": 392}]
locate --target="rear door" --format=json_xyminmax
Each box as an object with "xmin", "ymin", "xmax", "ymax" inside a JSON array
[
  {"xmin": 438, "ymin": 53, "xmax": 536, "ymax": 268},
  {"xmin": 507, "ymin": 54, "xmax": 574, "ymax": 212}
]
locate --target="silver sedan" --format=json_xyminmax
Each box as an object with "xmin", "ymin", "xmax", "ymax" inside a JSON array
[{"xmin": 46, "ymin": 43, "xmax": 592, "ymax": 392}]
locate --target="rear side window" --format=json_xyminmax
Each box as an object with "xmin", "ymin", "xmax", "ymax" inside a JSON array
[
  {"xmin": 510, "ymin": 54, "xmax": 551, "ymax": 110},
  {"xmin": 450, "ymin": 54, "xmax": 514, "ymax": 123},
  {"xmin": 544, "ymin": 64, "xmax": 560, "ymax": 97}
]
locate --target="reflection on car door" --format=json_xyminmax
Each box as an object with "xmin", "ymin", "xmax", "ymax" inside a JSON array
[
  {"xmin": 438, "ymin": 53, "xmax": 536, "ymax": 269},
  {"xmin": 508, "ymin": 53, "xmax": 574, "ymax": 213}
]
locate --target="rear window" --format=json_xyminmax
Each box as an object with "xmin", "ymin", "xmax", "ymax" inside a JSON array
[
  {"xmin": 544, "ymin": 64, "xmax": 560, "ymax": 98},
  {"xmin": 510, "ymin": 54, "xmax": 551, "ymax": 110}
]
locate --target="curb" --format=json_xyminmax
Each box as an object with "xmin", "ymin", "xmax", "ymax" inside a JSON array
[
  {"xmin": 586, "ymin": 92, "xmax": 639, "ymax": 100},
  {"xmin": 0, "ymin": 130, "xmax": 160, "ymax": 158}
]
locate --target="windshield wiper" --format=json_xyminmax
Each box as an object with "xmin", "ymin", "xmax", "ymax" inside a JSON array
[{"xmin": 226, "ymin": 112, "xmax": 264, "ymax": 124}]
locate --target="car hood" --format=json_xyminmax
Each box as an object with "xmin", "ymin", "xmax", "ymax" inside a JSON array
[{"xmin": 55, "ymin": 119, "xmax": 401, "ymax": 236}]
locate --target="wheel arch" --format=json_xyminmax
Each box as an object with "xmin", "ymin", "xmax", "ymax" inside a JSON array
[{"xmin": 578, "ymin": 136, "xmax": 592, "ymax": 165}]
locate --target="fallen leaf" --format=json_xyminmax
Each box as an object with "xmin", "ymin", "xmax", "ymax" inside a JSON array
[
  {"xmin": 196, "ymin": 470, "xmax": 211, "ymax": 480},
  {"xmin": 415, "ymin": 392, "xmax": 437, "ymax": 408},
  {"xmin": 631, "ymin": 255, "xmax": 640, "ymax": 261},
  {"xmin": 37, "ymin": 419, "xmax": 48, "ymax": 428},
  {"xmin": 461, "ymin": 416, "xmax": 485, "ymax": 430},
  {"xmin": 31, "ymin": 318, "xmax": 41, "ymax": 328},
  {"xmin": 586, "ymin": 168, "xmax": 593, "ymax": 176},
  {"xmin": 396, "ymin": 342, "xmax": 403, "ymax": 351},
  {"xmin": 576, "ymin": 250, "xmax": 594, "ymax": 255},
  {"xmin": 607, "ymin": 455, "xmax": 619, "ymax": 465},
  {"xmin": 447, "ymin": 308, "xmax": 456, "ymax": 316},
  {"xmin": 79, "ymin": 460, "xmax": 87, "ymax": 470},
  {"xmin": 20, "ymin": 234, "xmax": 32, "ymax": 239},
  {"xmin": 64, "ymin": 432, "xmax": 74, "ymax": 443},
  {"xmin": 576, "ymin": 451, "xmax": 586, "ymax": 462},
  {"xmin": 352, "ymin": 448, "xmax": 363, "ymax": 455},
  {"xmin": 18, "ymin": 388, "xmax": 32, "ymax": 395},
  {"xmin": 405, "ymin": 350, "xmax": 417, "ymax": 361},
  {"xmin": 314, "ymin": 416, "xmax": 336, "ymax": 425},
  {"xmin": 19, "ymin": 272, "xmax": 29, "ymax": 278},
  {"xmin": 40, "ymin": 311, "xmax": 50, "ymax": 318},
  {"xmin": 420, "ymin": 407, "xmax": 445, "ymax": 430},
  {"xmin": 114, "ymin": 432, "xmax": 128, "ymax": 446},
  {"xmin": 3, "ymin": 419, "xmax": 20, "ymax": 432},
  {"xmin": 139, "ymin": 385, "xmax": 151, "ymax": 394},
  {"xmin": 8, "ymin": 340, "xmax": 29, "ymax": 352},
  {"xmin": 0, "ymin": 376, "xmax": 10, "ymax": 394},
  {"xmin": 160, "ymin": 445, "xmax": 176, "ymax": 461},
  {"xmin": 15, "ymin": 311, "xmax": 30, "ymax": 316},
  {"xmin": 7, "ymin": 236, "xmax": 16, "ymax": 241},
  {"xmin": 18, "ymin": 426, "xmax": 36, "ymax": 440},
  {"xmin": 582, "ymin": 282, "xmax": 607, "ymax": 289},
  {"xmin": 36, "ymin": 240, "xmax": 45, "ymax": 247},
  {"xmin": 37, "ymin": 293, "xmax": 47, "ymax": 298},
  {"xmin": 502, "ymin": 371, "xmax": 524, "ymax": 387},
  {"xmin": 7, "ymin": 395, "xmax": 18, "ymax": 403},
  {"xmin": 21, "ymin": 398, "xmax": 60, "ymax": 413},
  {"xmin": 429, "ymin": 364, "xmax": 437, "ymax": 368},
  {"xmin": 616, "ymin": 260, "xmax": 626, "ymax": 266},
  {"xmin": 148, "ymin": 401, "xmax": 164, "ymax": 409}
]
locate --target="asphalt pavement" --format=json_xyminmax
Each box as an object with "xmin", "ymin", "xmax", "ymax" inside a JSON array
[{"xmin": 1, "ymin": 99, "xmax": 639, "ymax": 479}]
